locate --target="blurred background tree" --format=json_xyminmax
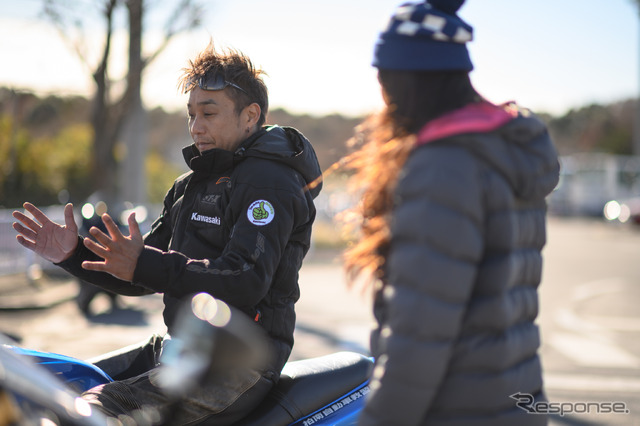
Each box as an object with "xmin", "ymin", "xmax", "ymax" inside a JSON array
[
  {"xmin": 2, "ymin": 87, "xmax": 638, "ymax": 205},
  {"xmin": 0, "ymin": 107, "xmax": 92, "ymax": 207},
  {"xmin": 542, "ymin": 100, "xmax": 636, "ymax": 155},
  {"xmin": 41, "ymin": 0, "xmax": 202, "ymax": 206},
  {"xmin": 0, "ymin": 89, "xmax": 182, "ymax": 208}
]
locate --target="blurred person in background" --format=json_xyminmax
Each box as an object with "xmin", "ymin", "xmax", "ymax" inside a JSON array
[
  {"xmin": 12, "ymin": 41, "xmax": 322, "ymax": 424},
  {"xmin": 342, "ymin": 1, "xmax": 560, "ymax": 425}
]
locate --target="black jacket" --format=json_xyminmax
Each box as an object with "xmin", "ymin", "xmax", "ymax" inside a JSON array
[{"xmin": 59, "ymin": 125, "xmax": 322, "ymax": 376}]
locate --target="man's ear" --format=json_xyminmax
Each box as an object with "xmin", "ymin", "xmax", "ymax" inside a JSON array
[{"xmin": 244, "ymin": 103, "xmax": 261, "ymax": 128}]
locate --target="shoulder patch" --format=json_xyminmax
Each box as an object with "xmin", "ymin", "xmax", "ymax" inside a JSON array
[{"xmin": 247, "ymin": 200, "xmax": 275, "ymax": 226}]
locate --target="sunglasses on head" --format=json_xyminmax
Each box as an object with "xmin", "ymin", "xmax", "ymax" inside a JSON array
[{"xmin": 195, "ymin": 73, "xmax": 248, "ymax": 95}]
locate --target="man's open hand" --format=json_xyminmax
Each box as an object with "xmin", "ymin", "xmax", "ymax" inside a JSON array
[
  {"xmin": 81, "ymin": 212, "xmax": 144, "ymax": 282},
  {"xmin": 12, "ymin": 203, "xmax": 78, "ymax": 264}
]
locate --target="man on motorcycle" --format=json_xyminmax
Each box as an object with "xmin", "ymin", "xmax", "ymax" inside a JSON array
[{"xmin": 12, "ymin": 41, "xmax": 322, "ymax": 424}]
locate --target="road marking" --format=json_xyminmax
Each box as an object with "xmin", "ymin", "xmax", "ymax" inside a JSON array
[
  {"xmin": 571, "ymin": 277, "xmax": 628, "ymax": 302},
  {"xmin": 555, "ymin": 307, "xmax": 607, "ymax": 334},
  {"xmin": 580, "ymin": 315, "xmax": 640, "ymax": 332},
  {"xmin": 548, "ymin": 331, "xmax": 640, "ymax": 368},
  {"xmin": 549, "ymin": 277, "xmax": 640, "ymax": 368},
  {"xmin": 545, "ymin": 372, "xmax": 640, "ymax": 393}
]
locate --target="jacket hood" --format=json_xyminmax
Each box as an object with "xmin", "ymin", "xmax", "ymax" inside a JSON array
[
  {"xmin": 240, "ymin": 125, "xmax": 323, "ymax": 198},
  {"xmin": 183, "ymin": 125, "xmax": 323, "ymax": 198},
  {"xmin": 418, "ymin": 102, "xmax": 559, "ymax": 200}
]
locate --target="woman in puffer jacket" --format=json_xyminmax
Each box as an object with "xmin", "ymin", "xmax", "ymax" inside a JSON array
[{"xmin": 343, "ymin": 1, "xmax": 560, "ymax": 425}]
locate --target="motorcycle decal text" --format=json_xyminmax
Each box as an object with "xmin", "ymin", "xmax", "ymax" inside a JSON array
[{"xmin": 302, "ymin": 385, "xmax": 370, "ymax": 425}]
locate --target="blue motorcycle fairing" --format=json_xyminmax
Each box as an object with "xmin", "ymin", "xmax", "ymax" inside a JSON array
[{"xmin": 9, "ymin": 346, "xmax": 113, "ymax": 393}]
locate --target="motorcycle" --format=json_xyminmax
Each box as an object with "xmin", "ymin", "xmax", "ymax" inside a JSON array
[{"xmin": 0, "ymin": 293, "xmax": 373, "ymax": 426}]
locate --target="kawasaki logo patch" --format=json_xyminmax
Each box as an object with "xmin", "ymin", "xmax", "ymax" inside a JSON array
[{"xmin": 247, "ymin": 200, "xmax": 275, "ymax": 226}]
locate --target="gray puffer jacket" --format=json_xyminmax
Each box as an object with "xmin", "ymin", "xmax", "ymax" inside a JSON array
[{"xmin": 360, "ymin": 103, "xmax": 560, "ymax": 426}]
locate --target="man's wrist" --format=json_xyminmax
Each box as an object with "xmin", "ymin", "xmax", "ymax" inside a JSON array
[{"xmin": 54, "ymin": 236, "xmax": 83, "ymax": 266}]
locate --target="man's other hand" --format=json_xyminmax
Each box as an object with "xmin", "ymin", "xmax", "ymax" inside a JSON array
[{"xmin": 81, "ymin": 212, "xmax": 144, "ymax": 282}]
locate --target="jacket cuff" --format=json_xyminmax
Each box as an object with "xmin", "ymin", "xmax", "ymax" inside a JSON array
[
  {"xmin": 133, "ymin": 246, "xmax": 169, "ymax": 293},
  {"xmin": 54, "ymin": 236, "xmax": 90, "ymax": 272}
]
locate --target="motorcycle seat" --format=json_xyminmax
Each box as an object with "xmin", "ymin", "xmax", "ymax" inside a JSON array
[{"xmin": 237, "ymin": 351, "xmax": 373, "ymax": 425}]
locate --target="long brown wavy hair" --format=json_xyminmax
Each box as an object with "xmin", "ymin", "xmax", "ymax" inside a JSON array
[{"xmin": 342, "ymin": 69, "xmax": 480, "ymax": 286}]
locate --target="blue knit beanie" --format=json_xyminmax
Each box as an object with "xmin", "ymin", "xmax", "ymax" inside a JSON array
[{"xmin": 373, "ymin": 0, "xmax": 473, "ymax": 71}]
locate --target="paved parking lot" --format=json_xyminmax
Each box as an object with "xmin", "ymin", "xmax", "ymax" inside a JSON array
[{"xmin": 1, "ymin": 218, "xmax": 640, "ymax": 425}]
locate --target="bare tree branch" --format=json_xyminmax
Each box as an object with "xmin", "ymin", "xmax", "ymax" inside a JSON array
[
  {"xmin": 42, "ymin": 0, "xmax": 92, "ymax": 74},
  {"xmin": 143, "ymin": 0, "xmax": 204, "ymax": 68}
]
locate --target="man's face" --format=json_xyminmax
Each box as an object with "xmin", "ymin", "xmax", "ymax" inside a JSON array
[{"xmin": 187, "ymin": 87, "xmax": 248, "ymax": 153}]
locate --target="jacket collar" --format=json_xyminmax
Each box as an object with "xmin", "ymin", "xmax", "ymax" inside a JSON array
[{"xmin": 182, "ymin": 129, "xmax": 267, "ymax": 173}]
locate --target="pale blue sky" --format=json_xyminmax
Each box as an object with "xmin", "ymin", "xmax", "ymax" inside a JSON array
[{"xmin": 0, "ymin": 0, "xmax": 637, "ymax": 117}]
